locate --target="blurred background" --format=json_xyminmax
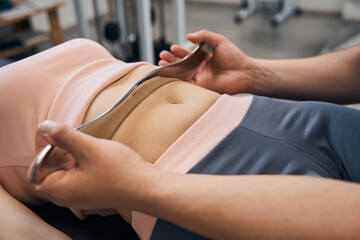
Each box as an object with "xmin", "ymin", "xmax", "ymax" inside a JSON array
[
  {"xmin": 0, "ymin": 1, "xmax": 359, "ymax": 239},
  {"xmin": 0, "ymin": 0, "xmax": 359, "ymax": 66}
]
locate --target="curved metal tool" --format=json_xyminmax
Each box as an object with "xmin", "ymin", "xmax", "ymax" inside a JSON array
[{"xmin": 30, "ymin": 43, "xmax": 211, "ymax": 185}]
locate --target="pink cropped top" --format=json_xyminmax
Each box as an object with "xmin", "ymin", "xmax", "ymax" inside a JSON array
[{"xmin": 0, "ymin": 39, "xmax": 144, "ymax": 205}]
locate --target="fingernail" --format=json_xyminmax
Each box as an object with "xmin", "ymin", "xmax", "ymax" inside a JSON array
[
  {"xmin": 39, "ymin": 120, "xmax": 57, "ymax": 134},
  {"xmin": 38, "ymin": 121, "xmax": 60, "ymax": 143}
]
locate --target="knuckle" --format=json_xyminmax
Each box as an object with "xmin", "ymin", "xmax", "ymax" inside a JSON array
[{"xmin": 51, "ymin": 124, "xmax": 71, "ymax": 142}]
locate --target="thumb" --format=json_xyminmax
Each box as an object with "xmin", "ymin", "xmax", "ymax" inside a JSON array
[
  {"xmin": 39, "ymin": 121, "xmax": 92, "ymax": 161},
  {"xmin": 187, "ymin": 30, "xmax": 225, "ymax": 48}
]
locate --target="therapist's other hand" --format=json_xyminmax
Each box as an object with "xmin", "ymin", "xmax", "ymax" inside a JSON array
[
  {"xmin": 31, "ymin": 121, "xmax": 156, "ymax": 211},
  {"xmin": 159, "ymin": 30, "xmax": 258, "ymax": 94}
]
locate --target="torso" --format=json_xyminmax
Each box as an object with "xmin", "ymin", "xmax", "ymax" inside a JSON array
[
  {"xmin": 0, "ymin": 39, "xmax": 222, "ymax": 219},
  {"xmin": 83, "ymin": 65, "xmax": 221, "ymax": 163},
  {"xmin": 83, "ymin": 65, "xmax": 220, "ymax": 222}
]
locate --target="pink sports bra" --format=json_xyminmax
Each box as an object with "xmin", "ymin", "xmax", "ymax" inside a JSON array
[{"xmin": 0, "ymin": 38, "xmax": 144, "ymax": 205}]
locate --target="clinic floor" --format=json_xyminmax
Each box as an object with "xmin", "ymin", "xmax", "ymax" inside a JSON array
[{"xmin": 63, "ymin": 1, "xmax": 360, "ymax": 106}]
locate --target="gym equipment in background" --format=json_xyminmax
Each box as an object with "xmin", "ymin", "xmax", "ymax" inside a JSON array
[
  {"xmin": 153, "ymin": 0, "xmax": 172, "ymax": 64},
  {"xmin": 234, "ymin": 0, "xmax": 301, "ymax": 27}
]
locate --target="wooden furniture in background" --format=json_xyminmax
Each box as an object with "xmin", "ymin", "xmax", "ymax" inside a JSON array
[{"xmin": 0, "ymin": 0, "xmax": 64, "ymax": 58}]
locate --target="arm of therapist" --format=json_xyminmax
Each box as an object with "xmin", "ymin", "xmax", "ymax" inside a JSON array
[
  {"xmin": 159, "ymin": 30, "xmax": 360, "ymax": 104},
  {"xmin": 34, "ymin": 121, "xmax": 360, "ymax": 240}
]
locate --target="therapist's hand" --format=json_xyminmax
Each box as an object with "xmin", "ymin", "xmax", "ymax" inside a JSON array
[
  {"xmin": 159, "ymin": 30, "xmax": 259, "ymax": 94},
  {"xmin": 31, "ymin": 121, "xmax": 157, "ymax": 211}
]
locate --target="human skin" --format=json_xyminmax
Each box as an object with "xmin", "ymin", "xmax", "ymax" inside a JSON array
[
  {"xmin": 82, "ymin": 64, "xmax": 220, "ymax": 164},
  {"xmin": 0, "ymin": 63, "xmax": 221, "ymax": 238},
  {"xmin": 31, "ymin": 30, "xmax": 360, "ymax": 239},
  {"xmin": 37, "ymin": 64, "xmax": 222, "ymax": 223},
  {"xmin": 0, "ymin": 184, "xmax": 70, "ymax": 239},
  {"xmin": 159, "ymin": 30, "xmax": 360, "ymax": 104},
  {"xmin": 36, "ymin": 121, "xmax": 360, "ymax": 240}
]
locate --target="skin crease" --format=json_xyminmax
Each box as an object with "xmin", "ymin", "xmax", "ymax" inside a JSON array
[{"xmin": 31, "ymin": 29, "xmax": 360, "ymax": 239}]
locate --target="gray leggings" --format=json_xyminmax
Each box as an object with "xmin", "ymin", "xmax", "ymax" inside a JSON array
[{"xmin": 151, "ymin": 96, "xmax": 360, "ymax": 240}]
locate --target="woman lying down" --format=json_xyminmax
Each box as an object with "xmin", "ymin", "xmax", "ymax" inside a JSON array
[{"xmin": 0, "ymin": 36, "xmax": 359, "ymax": 240}]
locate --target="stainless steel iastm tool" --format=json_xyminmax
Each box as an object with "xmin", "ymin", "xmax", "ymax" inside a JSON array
[{"xmin": 30, "ymin": 43, "xmax": 211, "ymax": 185}]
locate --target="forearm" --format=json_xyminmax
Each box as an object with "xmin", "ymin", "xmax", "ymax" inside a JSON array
[
  {"xmin": 0, "ymin": 185, "xmax": 70, "ymax": 240},
  {"xmin": 248, "ymin": 46, "xmax": 360, "ymax": 104},
  {"xmin": 131, "ymin": 172, "xmax": 360, "ymax": 240}
]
